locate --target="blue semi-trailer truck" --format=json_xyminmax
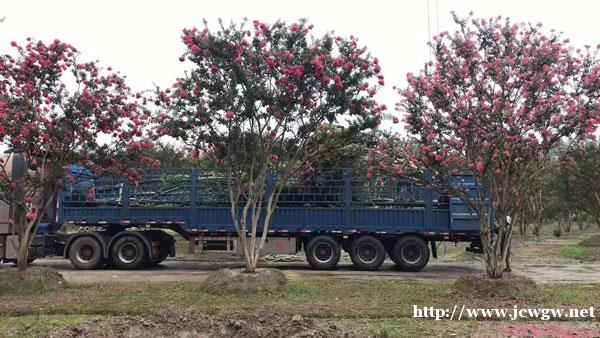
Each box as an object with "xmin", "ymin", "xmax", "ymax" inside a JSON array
[{"xmin": 0, "ymin": 161, "xmax": 485, "ymax": 271}]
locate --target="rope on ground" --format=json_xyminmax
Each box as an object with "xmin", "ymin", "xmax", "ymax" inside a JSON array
[{"xmin": 262, "ymin": 254, "xmax": 307, "ymax": 262}]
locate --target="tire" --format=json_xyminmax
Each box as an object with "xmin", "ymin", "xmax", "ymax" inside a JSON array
[
  {"xmin": 144, "ymin": 231, "xmax": 173, "ymax": 267},
  {"xmin": 349, "ymin": 236, "xmax": 386, "ymax": 270},
  {"xmin": 111, "ymin": 235, "xmax": 147, "ymax": 270},
  {"xmin": 306, "ymin": 235, "xmax": 341, "ymax": 270},
  {"xmin": 69, "ymin": 236, "xmax": 103, "ymax": 270},
  {"xmin": 389, "ymin": 236, "xmax": 430, "ymax": 272},
  {"xmin": 147, "ymin": 251, "xmax": 169, "ymax": 267}
]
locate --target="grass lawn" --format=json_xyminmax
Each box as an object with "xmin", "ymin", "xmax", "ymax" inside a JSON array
[
  {"xmin": 2, "ymin": 230, "xmax": 599, "ymax": 336},
  {"xmin": 0, "ymin": 277, "xmax": 598, "ymax": 337},
  {"xmin": 439, "ymin": 231, "xmax": 600, "ymax": 264},
  {"xmin": 0, "ymin": 315, "xmax": 93, "ymax": 338}
]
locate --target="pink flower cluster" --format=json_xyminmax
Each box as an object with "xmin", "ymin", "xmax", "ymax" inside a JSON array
[
  {"xmin": 0, "ymin": 38, "xmax": 148, "ymax": 187},
  {"xmin": 394, "ymin": 15, "xmax": 600, "ymax": 181}
]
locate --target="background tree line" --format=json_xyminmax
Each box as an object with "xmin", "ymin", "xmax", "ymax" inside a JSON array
[{"xmin": 515, "ymin": 142, "xmax": 600, "ymax": 237}]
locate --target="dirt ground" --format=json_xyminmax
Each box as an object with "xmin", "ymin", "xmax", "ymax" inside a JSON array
[
  {"xmin": 43, "ymin": 309, "xmax": 600, "ymax": 338},
  {"xmin": 26, "ymin": 258, "xmax": 482, "ymax": 284},
  {"xmin": 24, "ymin": 248, "xmax": 600, "ymax": 285},
  {"xmin": 3, "ymin": 232, "xmax": 599, "ymax": 284},
  {"xmin": 45, "ymin": 309, "xmax": 349, "ymax": 338}
]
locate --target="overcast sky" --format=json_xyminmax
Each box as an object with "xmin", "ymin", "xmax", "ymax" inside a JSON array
[{"xmin": 2, "ymin": 0, "xmax": 599, "ymax": 126}]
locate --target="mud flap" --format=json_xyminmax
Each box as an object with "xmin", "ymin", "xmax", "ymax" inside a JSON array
[{"xmin": 430, "ymin": 240, "xmax": 437, "ymax": 259}]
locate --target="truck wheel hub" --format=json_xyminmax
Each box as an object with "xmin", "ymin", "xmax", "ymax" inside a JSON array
[
  {"xmin": 118, "ymin": 243, "xmax": 138, "ymax": 264},
  {"xmin": 76, "ymin": 244, "xmax": 95, "ymax": 262},
  {"xmin": 358, "ymin": 243, "xmax": 377, "ymax": 264},
  {"xmin": 314, "ymin": 243, "xmax": 333, "ymax": 263},
  {"xmin": 401, "ymin": 244, "xmax": 422, "ymax": 264}
]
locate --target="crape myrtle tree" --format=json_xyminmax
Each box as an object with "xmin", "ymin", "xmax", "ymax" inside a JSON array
[
  {"xmin": 523, "ymin": 165, "xmax": 559, "ymax": 236},
  {"xmin": 560, "ymin": 142, "xmax": 600, "ymax": 229},
  {"xmin": 0, "ymin": 39, "xmax": 149, "ymax": 271},
  {"xmin": 156, "ymin": 19, "xmax": 385, "ymax": 272},
  {"xmin": 516, "ymin": 151, "xmax": 581, "ymax": 236},
  {"xmin": 372, "ymin": 14, "xmax": 600, "ymax": 278}
]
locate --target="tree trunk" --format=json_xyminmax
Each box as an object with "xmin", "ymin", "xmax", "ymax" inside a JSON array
[
  {"xmin": 16, "ymin": 208, "xmax": 42, "ymax": 272},
  {"xmin": 15, "ymin": 211, "xmax": 32, "ymax": 272},
  {"xmin": 13, "ymin": 180, "xmax": 30, "ymax": 272},
  {"xmin": 564, "ymin": 214, "xmax": 571, "ymax": 232},
  {"xmin": 250, "ymin": 201, "xmax": 276, "ymax": 270},
  {"xmin": 17, "ymin": 238, "xmax": 29, "ymax": 272},
  {"xmin": 245, "ymin": 262, "xmax": 256, "ymax": 273},
  {"xmin": 481, "ymin": 210, "xmax": 515, "ymax": 279},
  {"xmin": 483, "ymin": 246, "xmax": 504, "ymax": 279},
  {"xmin": 518, "ymin": 212, "xmax": 525, "ymax": 236},
  {"xmin": 481, "ymin": 223, "xmax": 504, "ymax": 278},
  {"xmin": 12, "ymin": 154, "xmax": 54, "ymax": 272},
  {"xmin": 558, "ymin": 212, "xmax": 565, "ymax": 232},
  {"xmin": 230, "ymin": 203, "xmax": 253, "ymax": 273},
  {"xmin": 502, "ymin": 232, "xmax": 512, "ymax": 273},
  {"xmin": 532, "ymin": 215, "xmax": 543, "ymax": 237}
]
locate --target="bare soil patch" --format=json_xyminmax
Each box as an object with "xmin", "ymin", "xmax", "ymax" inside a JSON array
[
  {"xmin": 0, "ymin": 267, "xmax": 67, "ymax": 296},
  {"xmin": 45, "ymin": 309, "xmax": 351, "ymax": 338},
  {"xmin": 203, "ymin": 268, "xmax": 287, "ymax": 294},
  {"xmin": 579, "ymin": 234, "xmax": 600, "ymax": 247},
  {"xmin": 493, "ymin": 322, "xmax": 600, "ymax": 338},
  {"xmin": 582, "ymin": 248, "xmax": 600, "ymax": 261},
  {"xmin": 453, "ymin": 273, "xmax": 540, "ymax": 300}
]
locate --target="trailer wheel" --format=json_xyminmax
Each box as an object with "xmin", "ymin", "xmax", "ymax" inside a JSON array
[
  {"xmin": 349, "ymin": 236, "xmax": 386, "ymax": 270},
  {"xmin": 147, "ymin": 250, "xmax": 169, "ymax": 267},
  {"xmin": 389, "ymin": 236, "xmax": 430, "ymax": 272},
  {"xmin": 306, "ymin": 235, "xmax": 341, "ymax": 270},
  {"xmin": 144, "ymin": 231, "xmax": 174, "ymax": 267},
  {"xmin": 69, "ymin": 236, "xmax": 103, "ymax": 270},
  {"xmin": 111, "ymin": 235, "xmax": 147, "ymax": 270}
]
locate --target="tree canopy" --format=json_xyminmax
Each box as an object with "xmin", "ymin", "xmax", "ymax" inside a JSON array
[
  {"xmin": 372, "ymin": 14, "xmax": 600, "ymax": 278},
  {"xmin": 155, "ymin": 19, "xmax": 386, "ymax": 271}
]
